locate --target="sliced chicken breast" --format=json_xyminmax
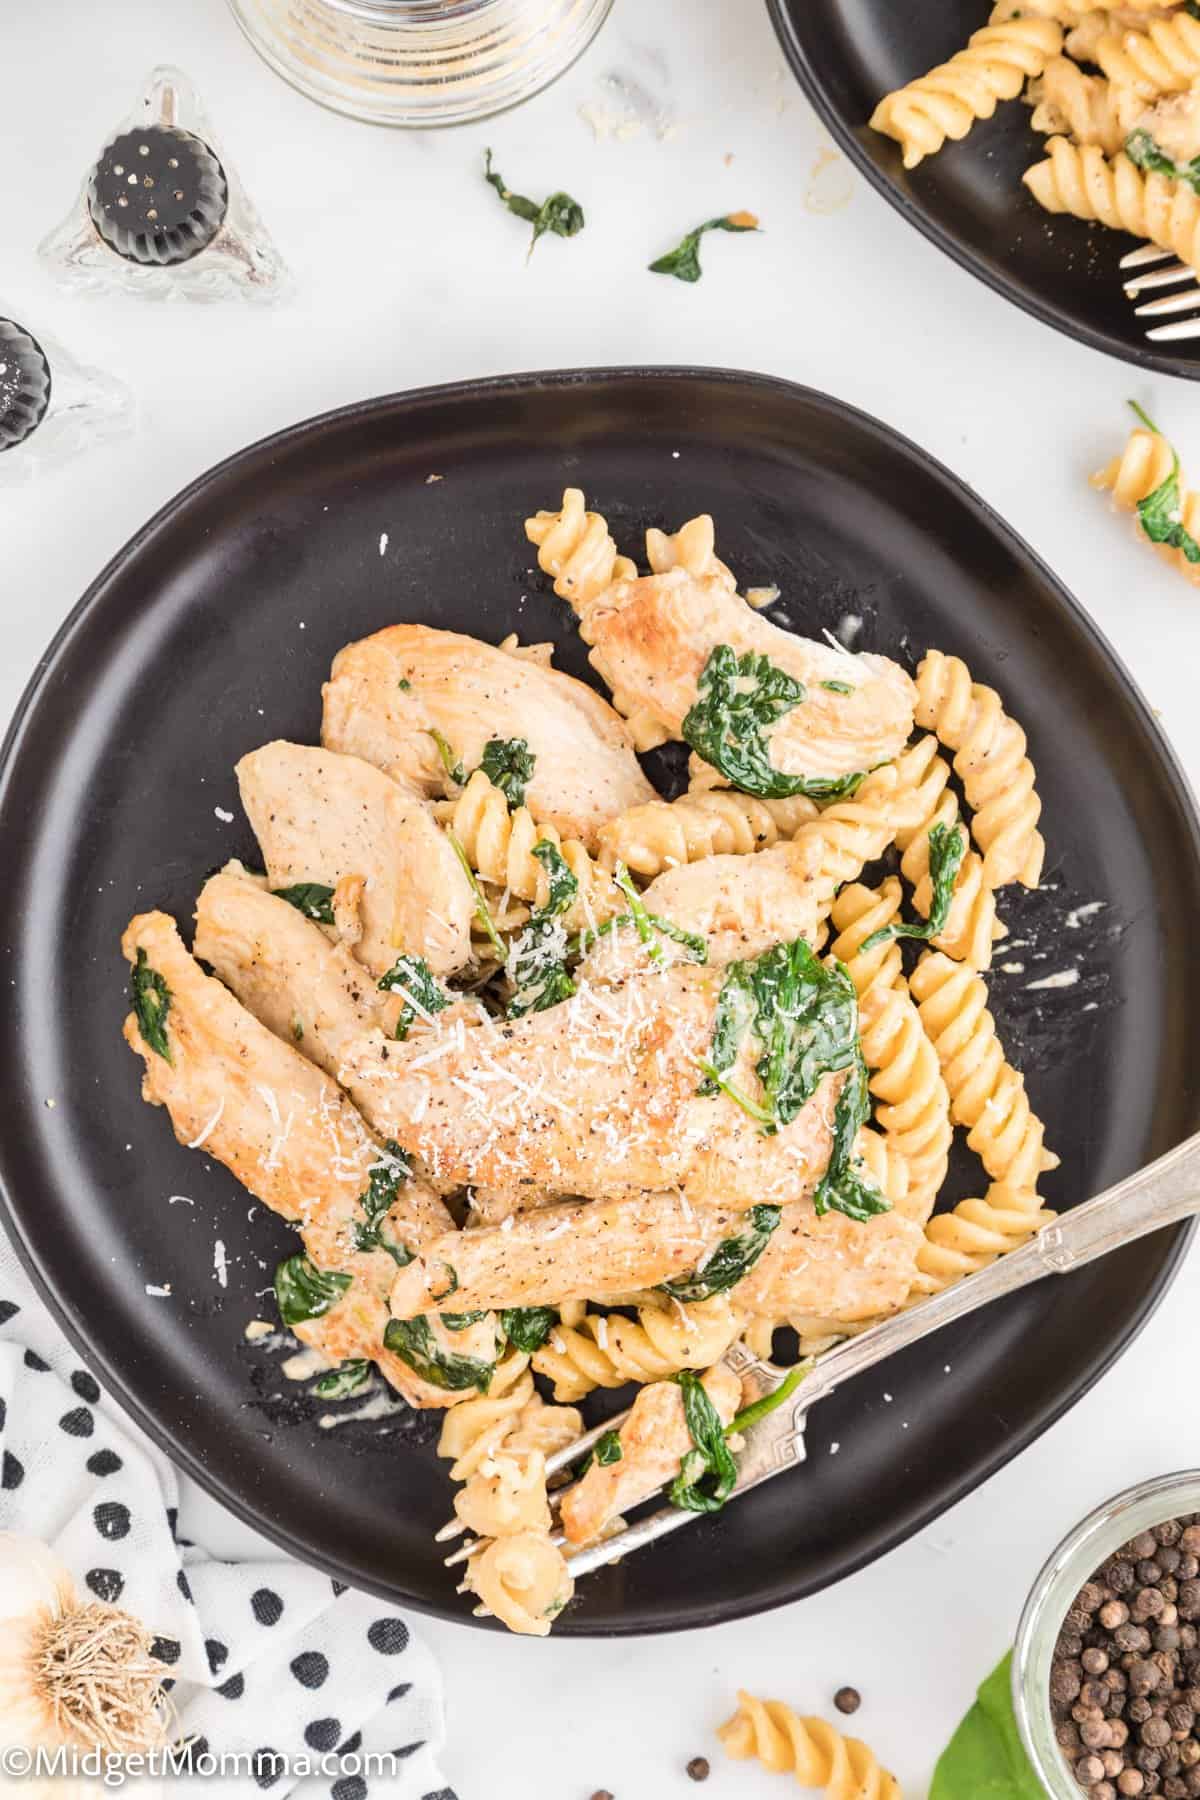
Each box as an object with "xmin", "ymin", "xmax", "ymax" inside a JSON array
[
  {"xmin": 321, "ymin": 623, "xmax": 655, "ymax": 849},
  {"xmin": 560, "ymin": 1363, "xmax": 741, "ymax": 1545},
  {"xmin": 580, "ymin": 570, "xmax": 916, "ymax": 782},
  {"xmin": 735, "ymin": 1200, "xmax": 922, "ymax": 1323},
  {"xmin": 236, "ymin": 740, "xmax": 473, "ymax": 978},
  {"xmin": 633, "ymin": 837, "xmax": 823, "ymax": 967},
  {"xmin": 120, "ymin": 911, "xmax": 480, "ymax": 1409},
  {"xmin": 339, "ymin": 961, "xmax": 843, "ymax": 1212}
]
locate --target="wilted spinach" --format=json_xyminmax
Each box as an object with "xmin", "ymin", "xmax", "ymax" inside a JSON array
[
  {"xmin": 479, "ymin": 737, "xmax": 536, "ymax": 808},
  {"xmin": 505, "ymin": 840, "xmax": 579, "ymax": 1017},
  {"xmin": 1126, "ymin": 400, "xmax": 1200, "ymax": 564},
  {"xmin": 662, "ymin": 1205, "xmax": 781, "ymax": 1303},
  {"xmin": 1126, "ymin": 128, "xmax": 1200, "ymax": 195},
  {"xmin": 484, "ymin": 150, "xmax": 584, "ymax": 258},
  {"xmin": 669, "ymin": 1372, "xmax": 739, "ymax": 1512},
  {"xmin": 352, "ymin": 1141, "xmax": 415, "ymax": 1266},
  {"xmin": 649, "ymin": 211, "xmax": 759, "ymax": 283},
  {"xmin": 383, "ymin": 1315, "xmax": 494, "ymax": 1392},
  {"xmin": 272, "ymin": 883, "xmax": 336, "ymax": 924},
  {"xmin": 378, "ymin": 953, "xmax": 451, "ymax": 1040},
  {"xmin": 274, "ymin": 1255, "xmax": 352, "ymax": 1327},
  {"xmin": 500, "ymin": 1306, "xmax": 560, "ymax": 1352},
  {"xmin": 313, "ymin": 1359, "xmax": 371, "ymax": 1400},
  {"xmin": 859, "ymin": 821, "xmax": 966, "ymax": 951},
  {"xmin": 131, "ymin": 947, "xmax": 172, "ymax": 1062},
  {"xmin": 682, "ymin": 644, "xmax": 866, "ymax": 800}
]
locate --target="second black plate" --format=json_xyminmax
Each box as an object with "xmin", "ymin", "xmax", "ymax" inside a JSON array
[
  {"xmin": 1, "ymin": 367, "xmax": 1198, "ymax": 1632},
  {"xmin": 768, "ymin": 0, "xmax": 1200, "ymax": 380}
]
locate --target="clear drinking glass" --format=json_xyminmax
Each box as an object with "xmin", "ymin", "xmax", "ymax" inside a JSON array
[
  {"xmin": 227, "ymin": 0, "xmax": 614, "ymax": 127},
  {"xmin": 1012, "ymin": 1471, "xmax": 1200, "ymax": 1798}
]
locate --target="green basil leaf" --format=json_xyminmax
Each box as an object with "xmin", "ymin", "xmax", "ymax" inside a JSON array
[
  {"xmin": 479, "ymin": 737, "xmax": 536, "ymax": 808},
  {"xmin": 313, "ymin": 1359, "xmax": 372, "ymax": 1400},
  {"xmin": 272, "ymin": 883, "xmax": 336, "ymax": 924},
  {"xmin": 930, "ymin": 1651, "xmax": 1044, "ymax": 1800},
  {"xmin": 500, "ymin": 1306, "xmax": 559, "ymax": 1353},
  {"xmin": 682, "ymin": 644, "xmax": 864, "ymax": 800},
  {"xmin": 131, "ymin": 947, "xmax": 172, "ymax": 1063},
  {"xmin": 383, "ymin": 1315, "xmax": 494, "ymax": 1392},
  {"xmin": 663, "ymin": 1204, "xmax": 781, "ymax": 1302},
  {"xmin": 669, "ymin": 1372, "xmax": 738, "ymax": 1511},
  {"xmin": 378, "ymin": 953, "xmax": 451, "ymax": 1040},
  {"xmin": 275, "ymin": 1255, "xmax": 352, "ymax": 1327},
  {"xmin": 859, "ymin": 821, "xmax": 967, "ymax": 952},
  {"xmin": 649, "ymin": 212, "xmax": 759, "ymax": 283},
  {"xmin": 484, "ymin": 150, "xmax": 584, "ymax": 256}
]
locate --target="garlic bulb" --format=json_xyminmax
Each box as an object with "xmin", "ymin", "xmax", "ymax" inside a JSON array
[{"xmin": 0, "ymin": 1533, "xmax": 170, "ymax": 1762}]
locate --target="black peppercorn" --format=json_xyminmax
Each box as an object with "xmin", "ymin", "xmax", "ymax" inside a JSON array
[
  {"xmin": 833, "ymin": 1687, "xmax": 861, "ymax": 1716},
  {"xmin": 1079, "ymin": 1752, "xmax": 1108, "ymax": 1784},
  {"xmin": 686, "ymin": 1757, "xmax": 709, "ymax": 1782},
  {"xmin": 1144, "ymin": 1719, "xmax": 1174, "ymax": 1749},
  {"xmin": 1086, "ymin": 1649, "xmax": 1113, "ymax": 1676},
  {"xmin": 1135, "ymin": 1535, "xmax": 1162, "ymax": 1561},
  {"xmin": 1114, "ymin": 1567, "xmax": 1139, "ymax": 1596}
]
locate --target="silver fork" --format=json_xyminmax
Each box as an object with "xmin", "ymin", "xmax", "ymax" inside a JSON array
[
  {"xmin": 1121, "ymin": 245, "xmax": 1200, "ymax": 342},
  {"xmin": 441, "ymin": 1127, "xmax": 1200, "ymax": 1598}
]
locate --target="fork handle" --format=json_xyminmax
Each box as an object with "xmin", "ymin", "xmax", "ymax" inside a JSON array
[{"xmin": 802, "ymin": 1126, "xmax": 1200, "ymax": 1410}]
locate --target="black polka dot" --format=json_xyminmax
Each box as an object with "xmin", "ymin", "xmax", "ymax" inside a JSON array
[
  {"xmin": 0, "ymin": 1396, "xmax": 6, "ymax": 1430},
  {"xmin": 85, "ymin": 1568, "xmax": 124, "ymax": 1603},
  {"xmin": 151, "ymin": 1636, "xmax": 180, "ymax": 1665},
  {"xmin": 179, "ymin": 1738, "xmax": 209, "ymax": 1771},
  {"xmin": 177, "ymin": 1569, "xmax": 193, "ymax": 1603},
  {"xmin": 331, "ymin": 1579, "xmax": 348, "ymax": 1597},
  {"xmin": 337, "ymin": 1733, "xmax": 362, "ymax": 1757},
  {"xmin": 86, "ymin": 1449, "xmax": 123, "ymax": 1477},
  {"xmin": 251, "ymin": 1588, "xmax": 283, "ymax": 1626},
  {"xmin": 205, "ymin": 1638, "xmax": 228, "ymax": 1675},
  {"xmin": 290, "ymin": 1651, "xmax": 329, "ymax": 1689},
  {"xmin": 23, "ymin": 1348, "xmax": 49, "ymax": 1372},
  {"xmin": 59, "ymin": 1406, "xmax": 94, "ymax": 1438},
  {"xmin": 71, "ymin": 1370, "xmax": 101, "ymax": 1404},
  {"xmin": 332, "ymin": 1780, "xmax": 366, "ymax": 1800},
  {"xmin": 252, "ymin": 1749, "xmax": 284, "ymax": 1789},
  {"xmin": 217, "ymin": 1672, "xmax": 245, "ymax": 1701},
  {"xmin": 0, "ymin": 1300, "xmax": 19, "ymax": 1327},
  {"xmin": 93, "ymin": 1500, "xmax": 131, "ymax": 1541},
  {"xmin": 386, "ymin": 1683, "xmax": 411, "ymax": 1704},
  {"xmin": 367, "ymin": 1618, "xmax": 408, "ymax": 1656},
  {"xmin": 420, "ymin": 1789, "xmax": 459, "ymax": 1800},
  {"xmin": 304, "ymin": 1719, "xmax": 341, "ymax": 1752},
  {"xmin": 160, "ymin": 1678, "xmax": 175, "ymax": 1694},
  {"xmin": 2, "ymin": 1451, "xmax": 24, "ymax": 1491}
]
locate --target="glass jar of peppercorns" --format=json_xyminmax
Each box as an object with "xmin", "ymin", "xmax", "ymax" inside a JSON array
[{"xmin": 1015, "ymin": 1473, "xmax": 1200, "ymax": 1799}]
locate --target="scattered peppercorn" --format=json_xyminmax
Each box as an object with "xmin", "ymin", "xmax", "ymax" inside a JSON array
[
  {"xmin": 686, "ymin": 1757, "xmax": 710, "ymax": 1782},
  {"xmin": 834, "ymin": 1687, "xmax": 862, "ymax": 1716}
]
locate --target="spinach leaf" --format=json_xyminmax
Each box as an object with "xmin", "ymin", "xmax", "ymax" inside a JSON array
[
  {"xmin": 352, "ymin": 1141, "xmax": 415, "ymax": 1266},
  {"xmin": 505, "ymin": 841, "xmax": 579, "ymax": 1017},
  {"xmin": 571, "ymin": 887, "xmax": 708, "ymax": 966},
  {"xmin": 613, "ymin": 860, "xmax": 667, "ymax": 964},
  {"xmin": 697, "ymin": 937, "xmax": 889, "ymax": 1222},
  {"xmin": 275, "ymin": 1255, "xmax": 352, "ymax": 1327},
  {"xmin": 531, "ymin": 839, "xmax": 578, "ymax": 919},
  {"xmin": 313, "ymin": 1359, "xmax": 371, "ymax": 1400},
  {"xmin": 821, "ymin": 679, "xmax": 854, "ymax": 695},
  {"xmin": 649, "ymin": 211, "xmax": 759, "ymax": 283},
  {"xmin": 930, "ymin": 1651, "xmax": 1044, "ymax": 1800},
  {"xmin": 397, "ymin": 677, "xmax": 411, "ymax": 691},
  {"xmin": 484, "ymin": 150, "xmax": 584, "ymax": 257},
  {"xmin": 663, "ymin": 1204, "xmax": 782, "ymax": 1302},
  {"xmin": 428, "ymin": 728, "xmax": 467, "ymax": 788},
  {"xmin": 1125, "ymin": 127, "xmax": 1200, "ymax": 196},
  {"xmin": 1127, "ymin": 400, "xmax": 1200, "ymax": 564},
  {"xmin": 440, "ymin": 1310, "xmax": 487, "ymax": 1331},
  {"xmin": 682, "ymin": 644, "xmax": 867, "ymax": 800},
  {"xmin": 131, "ymin": 947, "xmax": 172, "ymax": 1063},
  {"xmin": 446, "ymin": 828, "xmax": 508, "ymax": 959},
  {"xmin": 272, "ymin": 883, "xmax": 336, "ymax": 924},
  {"xmin": 669, "ymin": 1372, "xmax": 739, "ymax": 1511},
  {"xmin": 479, "ymin": 737, "xmax": 536, "ymax": 808},
  {"xmin": 378, "ymin": 953, "xmax": 451, "ymax": 1040},
  {"xmin": 594, "ymin": 1429, "xmax": 623, "ymax": 1466},
  {"xmin": 500, "ymin": 1306, "xmax": 559, "ymax": 1353},
  {"xmin": 859, "ymin": 821, "xmax": 966, "ymax": 952},
  {"xmin": 728, "ymin": 1360, "xmax": 810, "ymax": 1436},
  {"xmin": 383, "ymin": 1315, "xmax": 494, "ymax": 1392}
]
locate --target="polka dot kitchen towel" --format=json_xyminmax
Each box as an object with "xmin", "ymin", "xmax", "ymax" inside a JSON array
[{"xmin": 0, "ymin": 1233, "xmax": 456, "ymax": 1800}]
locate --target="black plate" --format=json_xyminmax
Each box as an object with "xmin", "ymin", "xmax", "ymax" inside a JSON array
[
  {"xmin": 1, "ymin": 368, "xmax": 1198, "ymax": 1635},
  {"xmin": 767, "ymin": 0, "xmax": 1200, "ymax": 381}
]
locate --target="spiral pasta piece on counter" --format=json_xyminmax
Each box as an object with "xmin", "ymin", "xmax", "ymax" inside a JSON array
[
  {"xmin": 524, "ymin": 487, "xmax": 636, "ymax": 611},
  {"xmin": 718, "ymin": 1692, "xmax": 901, "ymax": 1799},
  {"xmin": 442, "ymin": 769, "xmax": 623, "ymax": 931},
  {"xmin": 532, "ymin": 1295, "xmax": 744, "ymax": 1403},
  {"xmin": 645, "ymin": 513, "xmax": 736, "ymax": 589},
  {"xmin": 910, "ymin": 1184, "xmax": 1056, "ymax": 1298},
  {"xmin": 1023, "ymin": 138, "xmax": 1200, "ymax": 281},
  {"xmin": 829, "ymin": 882, "xmax": 952, "ymax": 1219},
  {"xmin": 910, "ymin": 950, "xmax": 1059, "ymax": 1189},
  {"xmin": 1092, "ymin": 422, "xmax": 1200, "ymax": 584},
  {"xmin": 914, "ymin": 650, "xmax": 1044, "ymax": 890},
  {"xmin": 1094, "ymin": 10, "xmax": 1200, "ymax": 94},
  {"xmin": 870, "ymin": 16, "xmax": 1062, "ymax": 168},
  {"xmin": 595, "ymin": 787, "xmax": 818, "ymax": 876}
]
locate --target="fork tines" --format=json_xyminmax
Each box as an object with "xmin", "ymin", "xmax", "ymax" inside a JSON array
[{"xmin": 1121, "ymin": 245, "xmax": 1200, "ymax": 341}]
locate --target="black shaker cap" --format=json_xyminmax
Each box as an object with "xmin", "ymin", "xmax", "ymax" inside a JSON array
[
  {"xmin": 0, "ymin": 319, "xmax": 52, "ymax": 452},
  {"xmin": 87, "ymin": 123, "xmax": 228, "ymax": 266}
]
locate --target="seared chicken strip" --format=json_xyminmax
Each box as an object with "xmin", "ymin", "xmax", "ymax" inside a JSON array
[
  {"xmin": 735, "ymin": 1200, "xmax": 922, "ymax": 1322},
  {"xmin": 632, "ymin": 837, "xmax": 823, "ymax": 967},
  {"xmin": 321, "ymin": 623, "xmax": 655, "ymax": 850},
  {"xmin": 236, "ymin": 741, "xmax": 473, "ymax": 978},
  {"xmin": 560, "ymin": 1363, "xmax": 741, "ymax": 1546},
  {"xmin": 578, "ymin": 570, "xmax": 916, "ymax": 783},
  {"xmin": 340, "ymin": 961, "xmax": 843, "ymax": 1212},
  {"xmin": 120, "ymin": 912, "xmax": 487, "ymax": 1409}
]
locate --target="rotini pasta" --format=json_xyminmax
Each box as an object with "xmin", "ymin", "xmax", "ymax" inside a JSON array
[
  {"xmin": 1092, "ymin": 420, "xmax": 1200, "ymax": 583},
  {"xmin": 645, "ymin": 513, "xmax": 736, "ymax": 589},
  {"xmin": 914, "ymin": 650, "xmax": 1044, "ymax": 890},
  {"xmin": 829, "ymin": 881, "xmax": 953, "ymax": 1218},
  {"xmin": 718, "ymin": 1692, "xmax": 901, "ymax": 1799},
  {"xmin": 532, "ymin": 1294, "xmax": 744, "ymax": 1402},
  {"xmin": 890, "ymin": 734, "xmax": 1002, "ymax": 971},
  {"xmin": 909, "ymin": 1182, "xmax": 1056, "ymax": 1297},
  {"xmin": 997, "ymin": 0, "xmax": 1168, "ymax": 20},
  {"xmin": 454, "ymin": 1447, "xmax": 553, "ymax": 1539},
  {"xmin": 909, "ymin": 949, "xmax": 1059, "ymax": 1189},
  {"xmin": 1023, "ymin": 137, "xmax": 1200, "ymax": 274},
  {"xmin": 1029, "ymin": 56, "xmax": 1145, "ymax": 153},
  {"xmin": 595, "ymin": 787, "xmax": 818, "ymax": 876},
  {"xmin": 436, "ymin": 1357, "xmax": 583, "ymax": 1481},
  {"xmin": 463, "ymin": 1531, "xmax": 575, "ymax": 1638},
  {"xmin": 440, "ymin": 769, "xmax": 624, "ymax": 931},
  {"xmin": 524, "ymin": 487, "xmax": 636, "ymax": 611},
  {"xmin": 1094, "ymin": 10, "xmax": 1200, "ymax": 95},
  {"xmin": 870, "ymin": 17, "xmax": 1062, "ymax": 169}
]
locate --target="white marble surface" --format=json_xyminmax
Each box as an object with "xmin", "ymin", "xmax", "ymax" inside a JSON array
[{"xmin": 6, "ymin": 2, "xmax": 1200, "ymax": 1796}]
